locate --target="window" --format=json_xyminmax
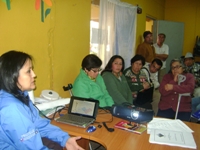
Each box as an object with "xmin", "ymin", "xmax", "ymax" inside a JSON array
[
  {"xmin": 90, "ymin": 3, "xmax": 99, "ymax": 55},
  {"xmin": 90, "ymin": 21, "xmax": 99, "ymax": 54}
]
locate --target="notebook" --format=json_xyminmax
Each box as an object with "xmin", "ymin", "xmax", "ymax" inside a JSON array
[{"xmin": 56, "ymin": 96, "xmax": 99, "ymax": 128}]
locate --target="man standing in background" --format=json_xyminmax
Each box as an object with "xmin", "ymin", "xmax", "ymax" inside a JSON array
[
  {"xmin": 136, "ymin": 31, "xmax": 156, "ymax": 64},
  {"xmin": 153, "ymin": 33, "xmax": 169, "ymax": 83}
]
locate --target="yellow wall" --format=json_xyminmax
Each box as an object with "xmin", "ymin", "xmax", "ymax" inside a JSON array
[
  {"xmin": 146, "ymin": 19, "xmax": 153, "ymax": 32},
  {"xmin": 122, "ymin": 0, "xmax": 165, "ymax": 50},
  {"xmin": 0, "ymin": 0, "xmax": 91, "ymax": 97},
  {"xmin": 165, "ymin": 0, "xmax": 200, "ymax": 55},
  {"xmin": 0, "ymin": 0, "xmax": 199, "ymax": 98},
  {"xmin": 123, "ymin": 0, "xmax": 200, "ymax": 55}
]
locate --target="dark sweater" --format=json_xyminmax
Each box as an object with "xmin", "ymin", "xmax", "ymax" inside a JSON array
[{"xmin": 102, "ymin": 72, "xmax": 133, "ymax": 105}]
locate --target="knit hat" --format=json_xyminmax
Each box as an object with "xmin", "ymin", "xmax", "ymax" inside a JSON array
[
  {"xmin": 184, "ymin": 52, "xmax": 194, "ymax": 59},
  {"xmin": 143, "ymin": 31, "xmax": 152, "ymax": 39}
]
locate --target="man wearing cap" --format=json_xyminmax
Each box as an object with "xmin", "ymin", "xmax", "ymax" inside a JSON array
[
  {"xmin": 153, "ymin": 33, "xmax": 169, "ymax": 83},
  {"xmin": 184, "ymin": 52, "xmax": 200, "ymax": 97},
  {"xmin": 136, "ymin": 31, "xmax": 156, "ymax": 64}
]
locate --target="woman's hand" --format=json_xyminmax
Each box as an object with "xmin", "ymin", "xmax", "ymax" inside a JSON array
[
  {"xmin": 173, "ymin": 73, "xmax": 179, "ymax": 82},
  {"xmin": 165, "ymin": 84, "xmax": 173, "ymax": 91},
  {"xmin": 65, "ymin": 136, "xmax": 84, "ymax": 150},
  {"xmin": 143, "ymin": 81, "xmax": 150, "ymax": 90}
]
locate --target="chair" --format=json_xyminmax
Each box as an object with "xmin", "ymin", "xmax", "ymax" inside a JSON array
[
  {"xmin": 63, "ymin": 84, "xmax": 73, "ymax": 96},
  {"xmin": 174, "ymin": 75, "xmax": 191, "ymax": 119},
  {"xmin": 193, "ymin": 36, "xmax": 200, "ymax": 56}
]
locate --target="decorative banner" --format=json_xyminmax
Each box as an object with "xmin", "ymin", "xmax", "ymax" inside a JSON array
[
  {"xmin": 35, "ymin": 0, "xmax": 52, "ymax": 22},
  {"xmin": 44, "ymin": 0, "xmax": 52, "ymax": 7},
  {"xmin": 2, "ymin": 0, "xmax": 11, "ymax": 10},
  {"xmin": 35, "ymin": 0, "xmax": 40, "ymax": 10},
  {"xmin": 45, "ymin": 8, "xmax": 51, "ymax": 18},
  {"xmin": 2, "ymin": 0, "xmax": 52, "ymax": 22}
]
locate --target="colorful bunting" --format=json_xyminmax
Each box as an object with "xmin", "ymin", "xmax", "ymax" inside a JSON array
[
  {"xmin": 35, "ymin": 0, "xmax": 52, "ymax": 22},
  {"xmin": 2, "ymin": 0, "xmax": 11, "ymax": 10},
  {"xmin": 2, "ymin": 0, "xmax": 52, "ymax": 22}
]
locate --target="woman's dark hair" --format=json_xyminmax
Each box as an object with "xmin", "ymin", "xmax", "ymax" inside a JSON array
[
  {"xmin": 0, "ymin": 50, "xmax": 33, "ymax": 106},
  {"xmin": 81, "ymin": 54, "xmax": 102, "ymax": 71},
  {"xmin": 130, "ymin": 54, "xmax": 145, "ymax": 66},
  {"xmin": 101, "ymin": 55, "xmax": 125, "ymax": 75}
]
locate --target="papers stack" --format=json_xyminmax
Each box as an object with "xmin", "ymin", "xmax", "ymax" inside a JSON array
[{"xmin": 148, "ymin": 118, "xmax": 197, "ymax": 149}]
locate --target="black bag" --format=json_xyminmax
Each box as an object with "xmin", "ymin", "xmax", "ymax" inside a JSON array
[
  {"xmin": 193, "ymin": 36, "xmax": 200, "ymax": 56},
  {"xmin": 134, "ymin": 67, "xmax": 154, "ymax": 107},
  {"xmin": 135, "ymin": 86, "xmax": 154, "ymax": 105}
]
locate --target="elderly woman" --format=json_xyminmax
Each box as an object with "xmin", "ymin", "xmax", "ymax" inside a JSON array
[
  {"xmin": 123, "ymin": 54, "xmax": 152, "ymax": 109},
  {"xmin": 157, "ymin": 58, "xmax": 195, "ymax": 121},
  {"xmin": 101, "ymin": 55, "xmax": 133, "ymax": 105},
  {"xmin": 0, "ymin": 50, "xmax": 83, "ymax": 150},
  {"xmin": 72, "ymin": 54, "xmax": 114, "ymax": 108}
]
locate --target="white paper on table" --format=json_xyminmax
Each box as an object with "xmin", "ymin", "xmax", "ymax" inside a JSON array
[
  {"xmin": 149, "ymin": 129, "xmax": 196, "ymax": 149},
  {"xmin": 147, "ymin": 118, "xmax": 193, "ymax": 134}
]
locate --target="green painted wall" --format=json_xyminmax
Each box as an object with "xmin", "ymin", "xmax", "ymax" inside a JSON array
[{"xmin": 165, "ymin": 0, "xmax": 200, "ymax": 55}]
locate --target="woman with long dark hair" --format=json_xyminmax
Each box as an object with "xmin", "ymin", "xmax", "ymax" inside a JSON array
[
  {"xmin": 101, "ymin": 55, "xmax": 132, "ymax": 105},
  {"xmin": 0, "ymin": 50, "xmax": 83, "ymax": 150}
]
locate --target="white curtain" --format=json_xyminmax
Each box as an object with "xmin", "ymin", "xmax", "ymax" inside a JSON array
[{"xmin": 98, "ymin": 0, "xmax": 137, "ymax": 68}]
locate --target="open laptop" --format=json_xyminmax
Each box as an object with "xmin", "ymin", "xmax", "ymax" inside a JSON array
[{"xmin": 56, "ymin": 96, "xmax": 99, "ymax": 128}]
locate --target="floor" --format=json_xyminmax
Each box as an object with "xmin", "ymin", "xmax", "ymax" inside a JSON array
[
  {"xmin": 89, "ymin": 140, "xmax": 106, "ymax": 150},
  {"xmin": 151, "ymin": 89, "xmax": 161, "ymax": 116}
]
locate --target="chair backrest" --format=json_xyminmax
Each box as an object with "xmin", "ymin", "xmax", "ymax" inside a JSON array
[{"xmin": 63, "ymin": 83, "xmax": 73, "ymax": 96}]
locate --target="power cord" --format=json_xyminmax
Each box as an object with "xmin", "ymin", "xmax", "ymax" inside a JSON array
[
  {"xmin": 94, "ymin": 108, "xmax": 115, "ymax": 132},
  {"xmin": 102, "ymin": 122, "xmax": 114, "ymax": 132},
  {"xmin": 34, "ymin": 104, "xmax": 68, "ymax": 120}
]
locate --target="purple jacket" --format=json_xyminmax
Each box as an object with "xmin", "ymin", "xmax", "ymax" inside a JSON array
[{"xmin": 158, "ymin": 73, "xmax": 195, "ymax": 112}]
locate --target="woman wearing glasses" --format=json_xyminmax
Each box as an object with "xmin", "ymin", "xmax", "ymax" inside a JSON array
[
  {"xmin": 157, "ymin": 58, "xmax": 195, "ymax": 121},
  {"xmin": 72, "ymin": 54, "xmax": 114, "ymax": 108},
  {"xmin": 101, "ymin": 55, "xmax": 133, "ymax": 105}
]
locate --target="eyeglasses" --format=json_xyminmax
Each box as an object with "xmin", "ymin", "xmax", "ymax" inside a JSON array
[
  {"xmin": 171, "ymin": 65, "xmax": 182, "ymax": 70},
  {"xmin": 91, "ymin": 68, "xmax": 102, "ymax": 73}
]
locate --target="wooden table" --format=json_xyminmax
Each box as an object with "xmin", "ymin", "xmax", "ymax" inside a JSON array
[{"xmin": 51, "ymin": 110, "xmax": 200, "ymax": 150}]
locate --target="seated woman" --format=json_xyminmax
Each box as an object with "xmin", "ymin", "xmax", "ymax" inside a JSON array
[
  {"xmin": 123, "ymin": 54, "xmax": 152, "ymax": 109},
  {"xmin": 101, "ymin": 55, "xmax": 133, "ymax": 105},
  {"xmin": 157, "ymin": 58, "xmax": 195, "ymax": 121},
  {"xmin": 0, "ymin": 50, "xmax": 83, "ymax": 150},
  {"xmin": 72, "ymin": 54, "xmax": 114, "ymax": 108}
]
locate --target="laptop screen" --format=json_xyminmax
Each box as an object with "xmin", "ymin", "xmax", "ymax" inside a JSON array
[{"xmin": 68, "ymin": 96, "xmax": 99, "ymax": 118}]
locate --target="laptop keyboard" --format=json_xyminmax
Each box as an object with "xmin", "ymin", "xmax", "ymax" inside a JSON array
[{"xmin": 58, "ymin": 114, "xmax": 93, "ymax": 124}]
